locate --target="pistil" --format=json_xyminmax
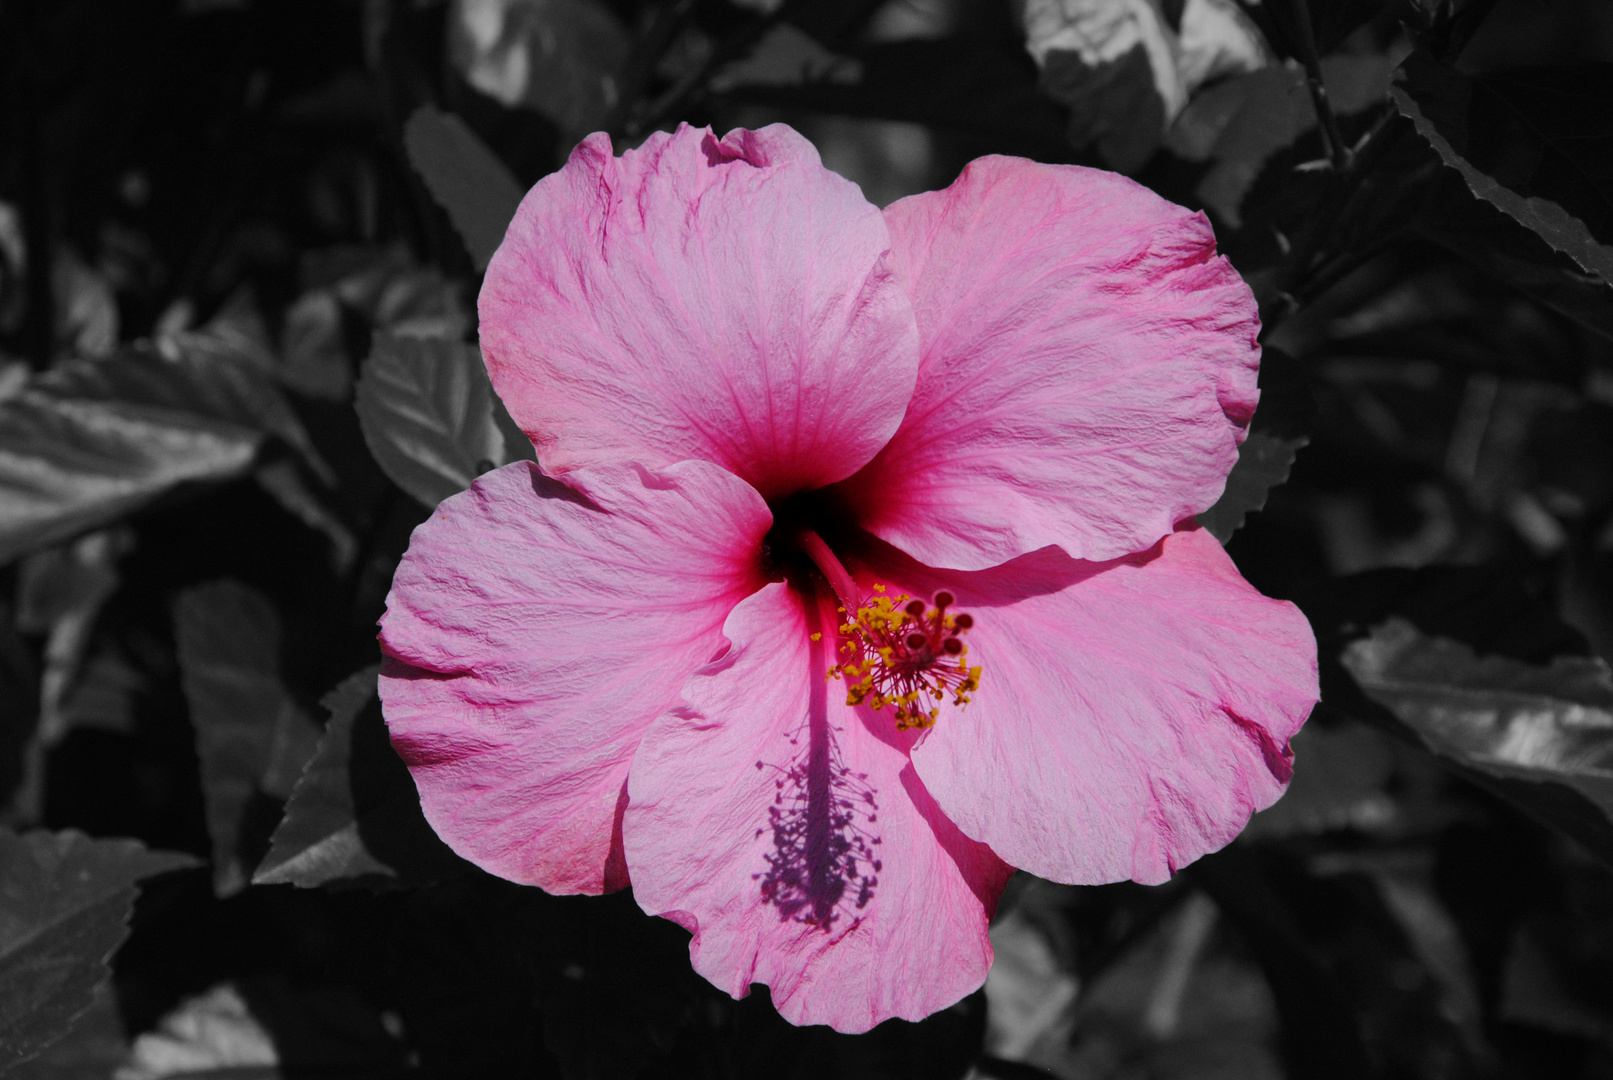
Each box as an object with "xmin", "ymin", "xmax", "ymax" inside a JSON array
[
  {"xmin": 787, "ymin": 527, "xmax": 862, "ymax": 616},
  {"xmin": 831, "ymin": 590, "xmax": 980, "ymax": 731},
  {"xmin": 781, "ymin": 526, "xmax": 981, "ymax": 731}
]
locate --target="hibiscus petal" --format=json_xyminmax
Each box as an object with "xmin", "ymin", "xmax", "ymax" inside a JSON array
[
  {"xmin": 837, "ymin": 155, "xmax": 1260, "ymax": 570},
  {"xmin": 866, "ymin": 524, "xmax": 1316, "ymax": 885},
  {"xmin": 378, "ymin": 459, "xmax": 771, "ymax": 894},
  {"xmin": 624, "ymin": 582, "xmax": 1012, "ymax": 1033},
  {"xmin": 479, "ymin": 123, "xmax": 921, "ymax": 501}
]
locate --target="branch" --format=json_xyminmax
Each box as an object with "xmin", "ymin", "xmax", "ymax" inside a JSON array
[
  {"xmin": 1257, "ymin": 112, "xmax": 1412, "ymax": 330},
  {"xmin": 1290, "ymin": 0, "xmax": 1350, "ymax": 172}
]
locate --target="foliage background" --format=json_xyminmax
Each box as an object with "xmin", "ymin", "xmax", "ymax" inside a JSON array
[{"xmin": 2, "ymin": 0, "xmax": 1613, "ymax": 1077}]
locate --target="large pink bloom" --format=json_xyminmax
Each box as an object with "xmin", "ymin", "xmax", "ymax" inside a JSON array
[{"xmin": 378, "ymin": 124, "xmax": 1317, "ymax": 1032}]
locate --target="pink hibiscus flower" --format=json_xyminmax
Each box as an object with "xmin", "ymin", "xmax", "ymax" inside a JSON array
[{"xmin": 377, "ymin": 123, "xmax": 1318, "ymax": 1033}]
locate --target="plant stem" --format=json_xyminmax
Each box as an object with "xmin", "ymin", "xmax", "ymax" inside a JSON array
[
  {"xmin": 1259, "ymin": 111, "xmax": 1408, "ymax": 331},
  {"xmin": 1290, "ymin": 0, "xmax": 1350, "ymax": 172}
]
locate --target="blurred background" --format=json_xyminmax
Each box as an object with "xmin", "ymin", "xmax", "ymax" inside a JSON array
[{"xmin": 2, "ymin": 0, "xmax": 1613, "ymax": 1077}]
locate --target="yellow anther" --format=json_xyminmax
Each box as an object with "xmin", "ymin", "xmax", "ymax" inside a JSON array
[{"xmin": 826, "ymin": 587, "xmax": 980, "ymax": 731}]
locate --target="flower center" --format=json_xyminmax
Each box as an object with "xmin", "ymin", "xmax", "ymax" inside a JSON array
[{"xmin": 829, "ymin": 588, "xmax": 981, "ymax": 731}]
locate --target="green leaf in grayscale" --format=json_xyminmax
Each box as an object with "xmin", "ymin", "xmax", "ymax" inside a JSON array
[
  {"xmin": 402, "ymin": 106, "xmax": 524, "ymax": 272},
  {"xmin": 370, "ymin": 266, "xmax": 470, "ymax": 342},
  {"xmin": 1415, "ymin": 168, "xmax": 1613, "ymax": 342},
  {"xmin": 161, "ymin": 287, "xmax": 277, "ymax": 375},
  {"xmin": 114, "ymin": 984, "xmax": 276, "ymax": 1080},
  {"xmin": 1306, "ymin": 848, "xmax": 1487, "ymax": 1057},
  {"xmin": 1186, "ymin": 847, "xmax": 1375, "ymax": 1078},
  {"xmin": 252, "ymin": 461, "xmax": 357, "ymax": 576},
  {"xmin": 1201, "ymin": 347, "xmax": 1312, "ymax": 543},
  {"xmin": 278, "ymin": 252, "xmax": 473, "ymax": 403},
  {"xmin": 1303, "ymin": 0, "xmax": 1394, "ymax": 56},
  {"xmin": 51, "ymin": 250, "xmax": 118, "ymax": 361},
  {"xmin": 7, "ymin": 532, "xmax": 130, "ymax": 822},
  {"xmin": 355, "ymin": 332, "xmax": 525, "ymax": 510},
  {"xmin": 1167, "ymin": 53, "xmax": 1396, "ymax": 227},
  {"xmin": 1301, "ymin": 566, "xmax": 1592, "ymax": 668},
  {"xmin": 277, "ymin": 289, "xmax": 351, "ymax": 402},
  {"xmin": 174, "ymin": 581, "xmax": 321, "ymax": 897},
  {"xmin": 1199, "ymin": 431, "xmax": 1308, "ymax": 545},
  {"xmin": 724, "ymin": 39, "xmax": 1067, "ymax": 161},
  {"xmin": 1049, "ymin": 890, "xmax": 1285, "ymax": 1079},
  {"xmin": 254, "ymin": 665, "xmax": 464, "ymax": 890},
  {"xmin": 0, "ymin": 326, "xmax": 335, "ymax": 568},
  {"xmin": 490, "ymin": 390, "xmax": 537, "ymax": 473},
  {"xmin": 709, "ymin": 23, "xmax": 862, "ymax": 94},
  {"xmin": 980, "ymin": 908, "xmax": 1077, "ymax": 1065},
  {"xmin": 0, "ymin": 603, "xmax": 40, "ymax": 817},
  {"xmin": 0, "ymin": 830, "xmax": 197, "ymax": 1075},
  {"xmin": 114, "ymin": 979, "xmax": 406, "ymax": 1080},
  {"xmin": 305, "ymin": 249, "xmax": 469, "ymax": 342},
  {"xmin": 1243, "ymin": 721, "xmax": 1397, "ymax": 840},
  {"xmin": 1499, "ymin": 922, "xmax": 1613, "ymax": 1042},
  {"xmin": 0, "ymin": 355, "xmax": 260, "ymax": 567},
  {"xmin": 444, "ymin": 0, "xmax": 628, "ymax": 143},
  {"xmin": 5, "ymin": 983, "xmax": 126, "ymax": 1080},
  {"xmin": 1342, "ymin": 617, "xmax": 1613, "ymax": 864},
  {"xmin": 159, "ymin": 296, "xmax": 333, "ymax": 484},
  {"xmin": 1393, "ymin": 53, "xmax": 1613, "ymax": 285},
  {"xmin": 532, "ymin": 890, "xmax": 705, "ymax": 1080}
]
